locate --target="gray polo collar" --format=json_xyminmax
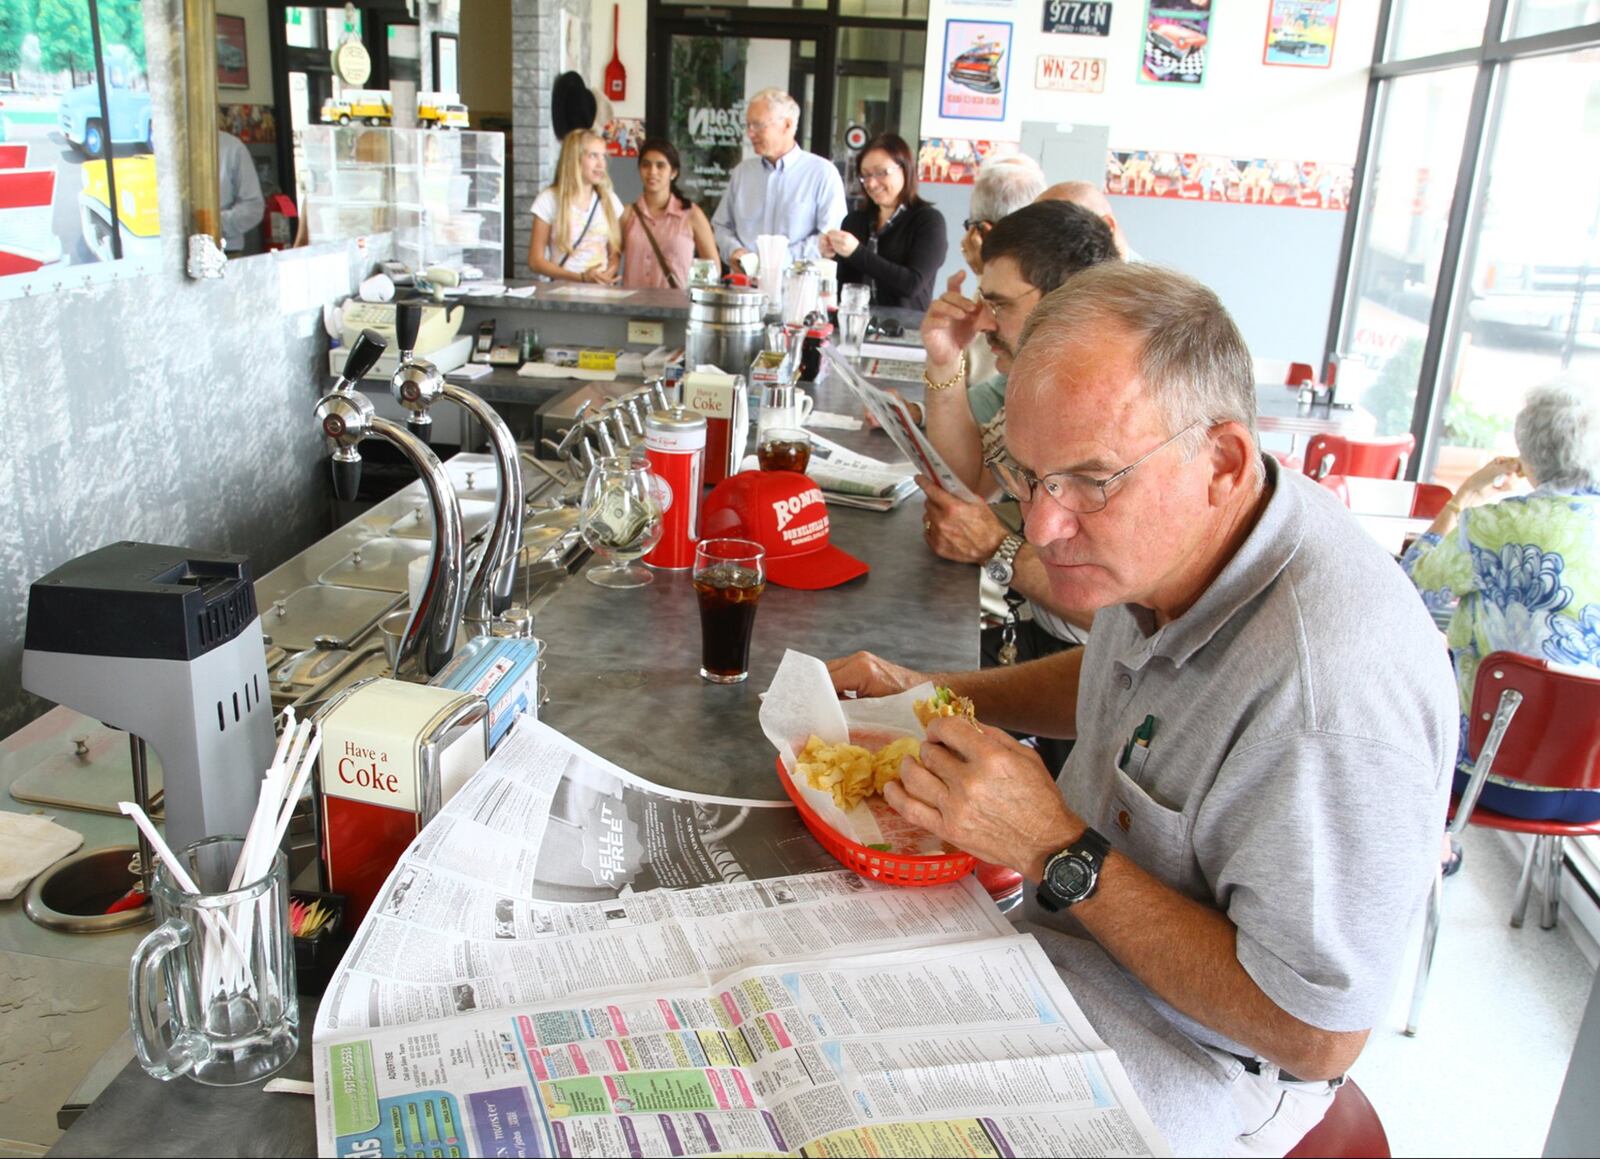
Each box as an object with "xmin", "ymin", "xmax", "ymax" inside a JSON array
[{"xmin": 1116, "ymin": 455, "xmax": 1303, "ymax": 670}]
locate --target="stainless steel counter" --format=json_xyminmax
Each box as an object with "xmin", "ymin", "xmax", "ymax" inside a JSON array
[{"xmin": 38, "ymin": 365, "xmax": 980, "ymax": 1156}]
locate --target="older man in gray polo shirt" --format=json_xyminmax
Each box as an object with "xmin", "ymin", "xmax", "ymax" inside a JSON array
[{"xmin": 829, "ymin": 263, "xmax": 1457, "ymax": 1156}]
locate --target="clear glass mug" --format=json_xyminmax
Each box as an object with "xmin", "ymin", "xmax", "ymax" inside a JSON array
[
  {"xmin": 757, "ymin": 383, "xmax": 814, "ymax": 436},
  {"xmin": 128, "ymin": 836, "xmax": 299, "ymax": 1086}
]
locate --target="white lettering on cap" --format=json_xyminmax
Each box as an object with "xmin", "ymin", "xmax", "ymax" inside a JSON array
[{"xmin": 771, "ymin": 487, "xmax": 825, "ymax": 533}]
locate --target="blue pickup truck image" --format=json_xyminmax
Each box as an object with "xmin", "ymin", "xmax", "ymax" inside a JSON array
[{"xmin": 58, "ymin": 84, "xmax": 153, "ymax": 159}]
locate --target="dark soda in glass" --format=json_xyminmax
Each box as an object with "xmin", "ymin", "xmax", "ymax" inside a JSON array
[
  {"xmin": 756, "ymin": 438, "xmax": 810, "ymax": 474},
  {"xmin": 694, "ymin": 564, "xmax": 765, "ymax": 683}
]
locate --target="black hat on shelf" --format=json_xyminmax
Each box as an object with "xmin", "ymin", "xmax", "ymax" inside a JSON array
[{"xmin": 551, "ymin": 71, "xmax": 597, "ymax": 140}]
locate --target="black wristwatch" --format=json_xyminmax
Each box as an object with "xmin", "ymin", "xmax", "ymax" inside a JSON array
[{"xmin": 1036, "ymin": 828, "xmax": 1112, "ymax": 912}]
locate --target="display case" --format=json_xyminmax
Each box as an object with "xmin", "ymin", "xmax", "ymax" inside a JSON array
[{"xmin": 299, "ymin": 125, "xmax": 505, "ymax": 285}]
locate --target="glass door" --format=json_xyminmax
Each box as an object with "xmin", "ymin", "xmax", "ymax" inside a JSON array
[{"xmin": 650, "ymin": 20, "xmax": 829, "ymax": 216}]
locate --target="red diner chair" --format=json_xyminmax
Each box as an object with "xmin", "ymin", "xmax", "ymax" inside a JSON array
[
  {"xmin": 1316, "ymin": 473, "xmax": 1350, "ymax": 505},
  {"xmin": 1405, "ymin": 652, "xmax": 1600, "ymax": 1035},
  {"xmin": 1285, "ymin": 1079, "xmax": 1390, "ymax": 1159},
  {"xmin": 1409, "ymin": 483, "xmax": 1453, "ymax": 519},
  {"xmin": 1303, "ymin": 434, "xmax": 1415, "ymax": 481}
]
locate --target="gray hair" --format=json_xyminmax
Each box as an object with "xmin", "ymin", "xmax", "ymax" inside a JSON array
[
  {"xmin": 747, "ymin": 88, "xmax": 800, "ymax": 129},
  {"xmin": 1014, "ymin": 263, "xmax": 1260, "ymax": 472},
  {"xmin": 969, "ymin": 153, "xmax": 1046, "ymax": 224},
  {"xmin": 1515, "ymin": 379, "xmax": 1600, "ymax": 489}
]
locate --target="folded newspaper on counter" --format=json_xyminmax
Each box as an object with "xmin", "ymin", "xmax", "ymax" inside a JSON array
[
  {"xmin": 312, "ymin": 718, "xmax": 1170, "ymax": 1158},
  {"xmin": 805, "ymin": 433, "xmax": 918, "ymax": 511}
]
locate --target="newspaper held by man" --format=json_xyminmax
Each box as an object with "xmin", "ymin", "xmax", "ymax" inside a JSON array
[
  {"xmin": 311, "ymin": 716, "xmax": 1171, "ymax": 1157},
  {"xmin": 823, "ymin": 345, "xmax": 980, "ymax": 502}
]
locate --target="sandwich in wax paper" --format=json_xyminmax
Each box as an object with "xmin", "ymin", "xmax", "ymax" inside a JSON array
[{"xmin": 758, "ymin": 649, "xmax": 950, "ymax": 856}]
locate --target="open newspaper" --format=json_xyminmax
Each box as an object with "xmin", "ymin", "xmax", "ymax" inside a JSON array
[
  {"xmin": 313, "ymin": 719, "xmax": 1170, "ymax": 1158},
  {"xmin": 823, "ymin": 346, "xmax": 979, "ymax": 502}
]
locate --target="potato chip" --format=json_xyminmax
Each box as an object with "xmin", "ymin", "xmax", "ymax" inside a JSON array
[{"xmin": 796, "ymin": 733, "xmax": 921, "ymax": 811}]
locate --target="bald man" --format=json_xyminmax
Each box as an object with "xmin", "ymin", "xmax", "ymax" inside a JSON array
[{"xmin": 1039, "ymin": 180, "xmax": 1138, "ymax": 261}]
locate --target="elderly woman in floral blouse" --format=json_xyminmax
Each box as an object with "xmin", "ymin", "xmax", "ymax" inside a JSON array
[{"xmin": 1403, "ymin": 380, "xmax": 1600, "ymax": 825}]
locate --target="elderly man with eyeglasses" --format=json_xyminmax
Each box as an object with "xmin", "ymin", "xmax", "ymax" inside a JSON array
[
  {"xmin": 711, "ymin": 88, "xmax": 847, "ymax": 268},
  {"xmin": 829, "ymin": 263, "xmax": 1457, "ymax": 1157}
]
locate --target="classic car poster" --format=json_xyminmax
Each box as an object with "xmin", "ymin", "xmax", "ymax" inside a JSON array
[
  {"xmin": 0, "ymin": 0, "xmax": 161, "ymax": 301},
  {"xmin": 1264, "ymin": 1, "xmax": 1339, "ymax": 68},
  {"xmin": 216, "ymin": 13, "xmax": 248, "ymax": 88},
  {"xmin": 1139, "ymin": 1, "xmax": 1211, "ymax": 87},
  {"xmin": 939, "ymin": 20, "xmax": 1012, "ymax": 121}
]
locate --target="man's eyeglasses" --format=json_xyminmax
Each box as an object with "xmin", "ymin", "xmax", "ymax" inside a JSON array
[
  {"xmin": 978, "ymin": 286, "xmax": 1041, "ymax": 321},
  {"xmin": 745, "ymin": 117, "xmax": 779, "ymax": 132},
  {"xmin": 987, "ymin": 420, "xmax": 1208, "ymax": 514},
  {"xmin": 963, "ymin": 218, "xmax": 990, "ymax": 232}
]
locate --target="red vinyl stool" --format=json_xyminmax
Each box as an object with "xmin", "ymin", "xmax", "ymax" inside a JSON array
[{"xmin": 1286, "ymin": 1079, "xmax": 1390, "ymax": 1159}]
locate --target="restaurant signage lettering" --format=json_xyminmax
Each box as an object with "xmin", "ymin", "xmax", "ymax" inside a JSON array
[
  {"xmin": 1036, "ymin": 55, "xmax": 1107, "ymax": 93},
  {"xmin": 1042, "ymin": 1, "xmax": 1113, "ymax": 37},
  {"xmin": 687, "ymin": 105, "xmax": 748, "ymax": 149}
]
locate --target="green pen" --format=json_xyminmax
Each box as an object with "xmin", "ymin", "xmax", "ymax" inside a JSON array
[{"xmin": 1118, "ymin": 714, "xmax": 1156, "ymax": 769}]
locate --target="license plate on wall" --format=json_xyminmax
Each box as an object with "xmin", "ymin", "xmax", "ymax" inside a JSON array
[
  {"xmin": 1036, "ymin": 55, "xmax": 1107, "ymax": 93},
  {"xmin": 1042, "ymin": 1, "xmax": 1113, "ymax": 37}
]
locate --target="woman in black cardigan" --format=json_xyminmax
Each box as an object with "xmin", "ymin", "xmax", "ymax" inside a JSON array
[{"xmin": 821, "ymin": 133, "xmax": 948, "ymax": 311}]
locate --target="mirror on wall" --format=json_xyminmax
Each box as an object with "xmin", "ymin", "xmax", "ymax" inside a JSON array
[{"xmin": 212, "ymin": 1, "xmax": 420, "ymax": 258}]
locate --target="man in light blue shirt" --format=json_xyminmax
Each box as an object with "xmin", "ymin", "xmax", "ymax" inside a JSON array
[{"xmin": 711, "ymin": 88, "xmax": 847, "ymax": 267}]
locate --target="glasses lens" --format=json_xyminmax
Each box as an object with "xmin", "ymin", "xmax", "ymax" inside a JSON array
[
  {"xmin": 989, "ymin": 459, "xmax": 1031, "ymax": 503},
  {"xmin": 1058, "ymin": 476, "xmax": 1109, "ymax": 514}
]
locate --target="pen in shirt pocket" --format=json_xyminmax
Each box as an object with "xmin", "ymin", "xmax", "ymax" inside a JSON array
[{"xmin": 1117, "ymin": 714, "xmax": 1157, "ymax": 780}]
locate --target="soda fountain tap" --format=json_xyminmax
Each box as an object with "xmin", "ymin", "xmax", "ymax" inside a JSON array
[
  {"xmin": 389, "ymin": 302, "xmax": 526, "ymax": 625},
  {"xmin": 335, "ymin": 328, "xmax": 389, "ymax": 395},
  {"xmin": 390, "ymin": 300, "xmax": 443, "ymax": 446},
  {"xmin": 314, "ymin": 386, "xmax": 465, "ymax": 677}
]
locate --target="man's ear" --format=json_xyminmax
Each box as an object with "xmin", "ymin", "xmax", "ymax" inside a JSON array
[{"xmin": 1207, "ymin": 422, "xmax": 1258, "ymax": 505}]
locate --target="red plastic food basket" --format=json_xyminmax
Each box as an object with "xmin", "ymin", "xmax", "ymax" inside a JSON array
[{"xmin": 778, "ymin": 757, "xmax": 976, "ymax": 886}]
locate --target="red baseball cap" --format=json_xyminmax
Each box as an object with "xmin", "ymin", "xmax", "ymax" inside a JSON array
[{"xmin": 700, "ymin": 471, "xmax": 869, "ymax": 590}]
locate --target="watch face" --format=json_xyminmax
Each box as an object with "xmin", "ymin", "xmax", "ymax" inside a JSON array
[{"xmin": 1047, "ymin": 854, "xmax": 1093, "ymax": 901}]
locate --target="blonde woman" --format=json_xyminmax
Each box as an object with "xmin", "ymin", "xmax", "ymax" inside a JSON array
[{"xmin": 528, "ymin": 129, "xmax": 623, "ymax": 283}]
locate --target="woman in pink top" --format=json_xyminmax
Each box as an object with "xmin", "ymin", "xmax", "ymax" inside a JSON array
[{"xmin": 620, "ymin": 138, "xmax": 719, "ymax": 290}]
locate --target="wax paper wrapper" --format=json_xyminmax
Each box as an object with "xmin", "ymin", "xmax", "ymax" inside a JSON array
[{"xmin": 758, "ymin": 649, "xmax": 947, "ymax": 855}]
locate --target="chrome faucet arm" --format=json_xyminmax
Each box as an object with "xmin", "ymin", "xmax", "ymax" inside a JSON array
[
  {"xmin": 440, "ymin": 383, "xmax": 524, "ymax": 619},
  {"xmin": 366, "ymin": 416, "xmax": 466, "ymax": 676}
]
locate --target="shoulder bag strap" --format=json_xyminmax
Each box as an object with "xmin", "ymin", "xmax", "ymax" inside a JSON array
[
  {"xmin": 632, "ymin": 202, "xmax": 680, "ymax": 289},
  {"xmin": 557, "ymin": 192, "xmax": 604, "ymax": 269}
]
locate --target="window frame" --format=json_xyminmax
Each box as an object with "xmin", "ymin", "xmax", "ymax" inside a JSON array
[{"xmin": 1325, "ymin": 0, "xmax": 1600, "ymax": 480}]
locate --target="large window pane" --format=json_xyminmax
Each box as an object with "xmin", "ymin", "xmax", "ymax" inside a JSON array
[
  {"xmin": 832, "ymin": 28, "xmax": 925, "ymax": 164},
  {"xmin": 1339, "ymin": 69, "xmax": 1477, "ymax": 443},
  {"xmin": 1427, "ymin": 52, "xmax": 1600, "ymax": 487},
  {"xmin": 1508, "ymin": 0, "xmax": 1600, "ymax": 37},
  {"xmin": 1388, "ymin": 0, "xmax": 1491, "ymax": 59},
  {"xmin": 840, "ymin": 0, "xmax": 930, "ymax": 16}
]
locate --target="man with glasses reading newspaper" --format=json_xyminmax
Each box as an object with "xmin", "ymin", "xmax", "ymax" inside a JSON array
[{"xmin": 828, "ymin": 263, "xmax": 1456, "ymax": 1157}]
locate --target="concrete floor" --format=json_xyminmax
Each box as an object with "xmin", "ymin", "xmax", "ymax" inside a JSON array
[{"xmin": 1352, "ymin": 826, "xmax": 1596, "ymax": 1158}]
